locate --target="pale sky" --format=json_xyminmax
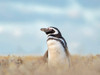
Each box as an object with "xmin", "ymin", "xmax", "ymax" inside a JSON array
[{"xmin": 0, "ymin": 0, "xmax": 100, "ymax": 55}]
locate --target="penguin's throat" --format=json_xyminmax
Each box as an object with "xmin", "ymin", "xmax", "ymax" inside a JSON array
[{"xmin": 47, "ymin": 36, "xmax": 66, "ymax": 47}]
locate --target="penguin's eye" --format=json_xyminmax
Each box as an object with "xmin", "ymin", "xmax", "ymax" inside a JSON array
[
  {"xmin": 50, "ymin": 29, "xmax": 55, "ymax": 33},
  {"xmin": 46, "ymin": 29, "xmax": 55, "ymax": 34}
]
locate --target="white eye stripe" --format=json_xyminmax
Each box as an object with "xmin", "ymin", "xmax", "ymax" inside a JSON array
[{"xmin": 53, "ymin": 29, "xmax": 58, "ymax": 34}]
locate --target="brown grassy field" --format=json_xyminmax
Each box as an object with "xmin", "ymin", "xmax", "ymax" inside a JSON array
[{"xmin": 0, "ymin": 55, "xmax": 100, "ymax": 75}]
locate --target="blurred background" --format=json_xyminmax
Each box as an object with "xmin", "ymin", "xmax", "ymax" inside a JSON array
[{"xmin": 0, "ymin": 0, "xmax": 100, "ymax": 55}]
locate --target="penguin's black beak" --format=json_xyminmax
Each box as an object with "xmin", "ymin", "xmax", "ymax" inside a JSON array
[{"xmin": 40, "ymin": 28, "xmax": 52, "ymax": 33}]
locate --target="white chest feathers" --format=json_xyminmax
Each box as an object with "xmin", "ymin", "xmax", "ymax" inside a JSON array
[{"xmin": 47, "ymin": 39, "xmax": 68, "ymax": 65}]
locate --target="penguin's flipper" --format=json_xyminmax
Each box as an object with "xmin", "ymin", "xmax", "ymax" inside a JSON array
[
  {"xmin": 43, "ymin": 50, "xmax": 48, "ymax": 62},
  {"xmin": 65, "ymin": 48, "xmax": 71, "ymax": 67}
]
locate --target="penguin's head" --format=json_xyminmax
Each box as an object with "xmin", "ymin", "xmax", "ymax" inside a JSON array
[{"xmin": 41, "ymin": 26, "xmax": 62, "ymax": 38}]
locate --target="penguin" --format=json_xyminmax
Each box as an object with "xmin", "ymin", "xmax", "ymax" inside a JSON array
[{"xmin": 41, "ymin": 26, "xmax": 70, "ymax": 67}]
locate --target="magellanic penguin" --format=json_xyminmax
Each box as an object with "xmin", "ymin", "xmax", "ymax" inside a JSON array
[{"xmin": 41, "ymin": 27, "xmax": 71, "ymax": 67}]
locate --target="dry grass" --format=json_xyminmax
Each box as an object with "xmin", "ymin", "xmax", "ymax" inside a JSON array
[{"xmin": 0, "ymin": 55, "xmax": 100, "ymax": 75}]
